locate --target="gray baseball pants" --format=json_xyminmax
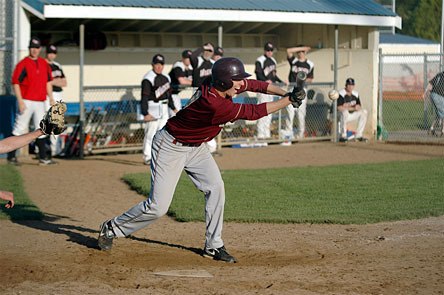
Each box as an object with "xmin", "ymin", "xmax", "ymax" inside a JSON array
[{"xmin": 110, "ymin": 127, "xmax": 225, "ymax": 249}]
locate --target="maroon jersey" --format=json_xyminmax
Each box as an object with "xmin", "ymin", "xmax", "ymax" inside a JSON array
[{"xmin": 166, "ymin": 79, "xmax": 269, "ymax": 144}]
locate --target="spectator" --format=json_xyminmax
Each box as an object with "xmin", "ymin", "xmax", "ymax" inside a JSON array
[
  {"xmin": 212, "ymin": 46, "xmax": 224, "ymax": 62},
  {"xmin": 169, "ymin": 49, "xmax": 193, "ymax": 117},
  {"xmin": 7, "ymin": 36, "xmax": 55, "ymax": 166},
  {"xmin": 255, "ymin": 41, "xmax": 283, "ymax": 139},
  {"xmin": 190, "ymin": 42, "xmax": 215, "ymax": 88},
  {"xmin": 424, "ymin": 71, "xmax": 444, "ymax": 135},
  {"xmin": 284, "ymin": 45, "xmax": 314, "ymax": 139},
  {"xmin": 45, "ymin": 44, "xmax": 67, "ymax": 156},
  {"xmin": 337, "ymin": 78, "xmax": 368, "ymax": 142},
  {"xmin": 141, "ymin": 54, "xmax": 177, "ymax": 165}
]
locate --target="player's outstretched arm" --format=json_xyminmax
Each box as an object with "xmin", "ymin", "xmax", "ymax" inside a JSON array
[
  {"xmin": 0, "ymin": 129, "xmax": 44, "ymax": 154},
  {"xmin": 0, "ymin": 191, "xmax": 14, "ymax": 208}
]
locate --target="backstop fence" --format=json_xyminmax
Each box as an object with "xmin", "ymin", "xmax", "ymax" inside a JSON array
[
  {"xmin": 378, "ymin": 51, "xmax": 444, "ymax": 143},
  {"xmin": 71, "ymin": 82, "xmax": 335, "ymax": 155}
]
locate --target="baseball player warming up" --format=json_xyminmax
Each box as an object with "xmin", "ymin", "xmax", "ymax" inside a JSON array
[
  {"xmin": 141, "ymin": 54, "xmax": 177, "ymax": 166},
  {"xmin": 98, "ymin": 57, "xmax": 306, "ymax": 263}
]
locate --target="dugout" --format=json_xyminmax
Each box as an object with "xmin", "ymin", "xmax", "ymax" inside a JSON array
[{"xmin": 2, "ymin": 0, "xmax": 401, "ymax": 142}]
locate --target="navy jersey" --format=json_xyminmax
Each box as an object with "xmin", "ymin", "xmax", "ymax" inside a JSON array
[
  {"xmin": 141, "ymin": 70, "xmax": 174, "ymax": 116},
  {"xmin": 430, "ymin": 72, "xmax": 444, "ymax": 96},
  {"xmin": 190, "ymin": 49, "xmax": 214, "ymax": 88},
  {"xmin": 288, "ymin": 56, "xmax": 314, "ymax": 83},
  {"xmin": 255, "ymin": 55, "xmax": 282, "ymax": 83},
  {"xmin": 169, "ymin": 61, "xmax": 193, "ymax": 94},
  {"xmin": 337, "ymin": 89, "xmax": 361, "ymax": 108}
]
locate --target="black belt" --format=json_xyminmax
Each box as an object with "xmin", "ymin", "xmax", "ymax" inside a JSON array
[{"xmin": 172, "ymin": 139, "xmax": 202, "ymax": 147}]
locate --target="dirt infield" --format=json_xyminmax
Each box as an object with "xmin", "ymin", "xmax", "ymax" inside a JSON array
[{"xmin": 1, "ymin": 142, "xmax": 443, "ymax": 295}]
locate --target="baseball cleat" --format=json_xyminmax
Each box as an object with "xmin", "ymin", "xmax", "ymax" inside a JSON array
[
  {"xmin": 339, "ymin": 137, "xmax": 348, "ymax": 143},
  {"xmin": 355, "ymin": 137, "xmax": 368, "ymax": 142},
  {"xmin": 98, "ymin": 220, "xmax": 115, "ymax": 251},
  {"xmin": 202, "ymin": 246, "xmax": 237, "ymax": 263}
]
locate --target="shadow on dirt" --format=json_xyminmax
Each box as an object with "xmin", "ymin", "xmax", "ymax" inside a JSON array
[{"xmin": 128, "ymin": 235, "xmax": 203, "ymax": 256}]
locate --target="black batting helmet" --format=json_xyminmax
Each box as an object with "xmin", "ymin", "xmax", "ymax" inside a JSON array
[{"xmin": 211, "ymin": 57, "xmax": 251, "ymax": 91}]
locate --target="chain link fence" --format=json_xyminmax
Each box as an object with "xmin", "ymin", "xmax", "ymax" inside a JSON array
[
  {"xmin": 69, "ymin": 83, "xmax": 334, "ymax": 155},
  {"xmin": 0, "ymin": 0, "xmax": 15, "ymax": 95},
  {"xmin": 379, "ymin": 52, "xmax": 444, "ymax": 143}
]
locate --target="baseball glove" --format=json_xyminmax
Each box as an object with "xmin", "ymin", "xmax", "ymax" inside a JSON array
[
  {"xmin": 40, "ymin": 101, "xmax": 67, "ymax": 135},
  {"xmin": 286, "ymin": 86, "xmax": 306, "ymax": 108}
]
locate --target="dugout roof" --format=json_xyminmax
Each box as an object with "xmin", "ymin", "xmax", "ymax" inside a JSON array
[{"xmin": 23, "ymin": 0, "xmax": 402, "ymax": 31}]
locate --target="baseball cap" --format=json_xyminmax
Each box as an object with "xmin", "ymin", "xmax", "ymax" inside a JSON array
[
  {"xmin": 152, "ymin": 54, "xmax": 165, "ymax": 65},
  {"xmin": 46, "ymin": 44, "xmax": 57, "ymax": 54},
  {"xmin": 28, "ymin": 36, "xmax": 41, "ymax": 49},
  {"xmin": 264, "ymin": 42, "xmax": 274, "ymax": 51},
  {"xmin": 214, "ymin": 46, "xmax": 224, "ymax": 56},
  {"xmin": 182, "ymin": 49, "xmax": 192, "ymax": 59},
  {"xmin": 346, "ymin": 78, "xmax": 355, "ymax": 85}
]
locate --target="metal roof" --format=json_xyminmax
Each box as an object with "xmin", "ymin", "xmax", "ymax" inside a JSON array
[
  {"xmin": 380, "ymin": 33, "xmax": 438, "ymax": 45},
  {"xmin": 27, "ymin": 0, "xmax": 397, "ymax": 16},
  {"xmin": 22, "ymin": 0, "xmax": 401, "ymax": 28}
]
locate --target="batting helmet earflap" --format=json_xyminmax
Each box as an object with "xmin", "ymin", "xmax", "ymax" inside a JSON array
[{"xmin": 211, "ymin": 57, "xmax": 251, "ymax": 92}]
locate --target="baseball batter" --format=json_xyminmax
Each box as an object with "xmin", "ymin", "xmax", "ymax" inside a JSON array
[
  {"xmin": 255, "ymin": 42, "xmax": 283, "ymax": 139},
  {"xmin": 337, "ymin": 78, "xmax": 368, "ymax": 142},
  {"xmin": 284, "ymin": 45, "xmax": 314, "ymax": 139},
  {"xmin": 98, "ymin": 57, "xmax": 306, "ymax": 263},
  {"xmin": 141, "ymin": 54, "xmax": 177, "ymax": 165}
]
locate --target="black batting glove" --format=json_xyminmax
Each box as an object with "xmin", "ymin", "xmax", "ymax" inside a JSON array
[{"xmin": 285, "ymin": 87, "xmax": 306, "ymax": 108}]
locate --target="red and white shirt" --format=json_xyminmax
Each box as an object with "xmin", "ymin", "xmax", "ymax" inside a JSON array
[{"xmin": 12, "ymin": 56, "xmax": 53, "ymax": 101}]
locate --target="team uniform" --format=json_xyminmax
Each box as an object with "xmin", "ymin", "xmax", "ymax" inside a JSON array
[
  {"xmin": 46, "ymin": 60, "xmax": 66, "ymax": 155},
  {"xmin": 429, "ymin": 72, "xmax": 444, "ymax": 119},
  {"xmin": 169, "ymin": 60, "xmax": 193, "ymax": 116},
  {"xmin": 101, "ymin": 77, "xmax": 270, "ymax": 260},
  {"xmin": 9, "ymin": 56, "xmax": 53, "ymax": 163},
  {"xmin": 190, "ymin": 48, "xmax": 214, "ymax": 88},
  {"xmin": 140, "ymin": 70, "xmax": 175, "ymax": 164},
  {"xmin": 337, "ymin": 89, "xmax": 368, "ymax": 139},
  {"xmin": 255, "ymin": 55, "xmax": 282, "ymax": 138},
  {"xmin": 284, "ymin": 56, "xmax": 314, "ymax": 139}
]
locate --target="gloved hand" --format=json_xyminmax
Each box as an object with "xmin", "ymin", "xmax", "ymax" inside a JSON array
[
  {"xmin": 286, "ymin": 87, "xmax": 306, "ymax": 108},
  {"xmin": 40, "ymin": 101, "xmax": 67, "ymax": 135}
]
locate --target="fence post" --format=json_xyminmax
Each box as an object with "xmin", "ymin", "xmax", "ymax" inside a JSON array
[
  {"xmin": 378, "ymin": 48, "xmax": 383, "ymax": 140},
  {"xmin": 79, "ymin": 24, "xmax": 85, "ymax": 158},
  {"xmin": 423, "ymin": 53, "xmax": 429, "ymax": 129}
]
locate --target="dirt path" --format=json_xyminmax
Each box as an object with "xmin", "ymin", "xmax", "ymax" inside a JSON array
[{"xmin": 1, "ymin": 142, "xmax": 443, "ymax": 294}]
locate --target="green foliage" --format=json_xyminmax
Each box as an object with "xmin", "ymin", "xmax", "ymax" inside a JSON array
[
  {"xmin": 123, "ymin": 158, "xmax": 444, "ymax": 224},
  {"xmin": 0, "ymin": 165, "xmax": 43, "ymax": 220},
  {"xmin": 397, "ymin": 0, "xmax": 441, "ymax": 42}
]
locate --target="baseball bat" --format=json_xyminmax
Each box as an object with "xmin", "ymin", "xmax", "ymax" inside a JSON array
[{"xmin": 296, "ymin": 71, "xmax": 307, "ymax": 89}]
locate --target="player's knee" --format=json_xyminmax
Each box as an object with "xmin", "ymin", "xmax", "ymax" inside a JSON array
[{"xmin": 143, "ymin": 200, "xmax": 168, "ymax": 218}]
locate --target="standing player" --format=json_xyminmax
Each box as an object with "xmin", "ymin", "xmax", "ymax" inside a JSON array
[
  {"xmin": 284, "ymin": 45, "xmax": 314, "ymax": 139},
  {"xmin": 7, "ymin": 36, "xmax": 55, "ymax": 166},
  {"xmin": 141, "ymin": 54, "xmax": 177, "ymax": 165},
  {"xmin": 337, "ymin": 78, "xmax": 368, "ymax": 142},
  {"xmin": 190, "ymin": 42, "xmax": 215, "ymax": 88},
  {"xmin": 169, "ymin": 49, "xmax": 193, "ymax": 117},
  {"xmin": 212, "ymin": 46, "xmax": 224, "ymax": 62},
  {"xmin": 98, "ymin": 57, "xmax": 306, "ymax": 263},
  {"xmin": 45, "ymin": 44, "xmax": 67, "ymax": 156},
  {"xmin": 255, "ymin": 42, "xmax": 283, "ymax": 139}
]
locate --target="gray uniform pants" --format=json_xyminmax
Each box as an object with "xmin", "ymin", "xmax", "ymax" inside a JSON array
[{"xmin": 110, "ymin": 128, "xmax": 225, "ymax": 249}]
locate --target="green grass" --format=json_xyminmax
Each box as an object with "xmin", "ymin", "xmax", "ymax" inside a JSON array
[
  {"xmin": 122, "ymin": 158, "xmax": 444, "ymax": 224},
  {"xmin": 0, "ymin": 164, "xmax": 43, "ymax": 220},
  {"xmin": 382, "ymin": 100, "xmax": 433, "ymax": 131}
]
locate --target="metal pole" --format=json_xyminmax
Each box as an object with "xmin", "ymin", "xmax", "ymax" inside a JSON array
[
  {"xmin": 441, "ymin": 0, "xmax": 444, "ymax": 70},
  {"xmin": 218, "ymin": 22, "xmax": 223, "ymax": 47},
  {"xmin": 392, "ymin": 0, "xmax": 396, "ymax": 35},
  {"xmin": 79, "ymin": 24, "xmax": 85, "ymax": 158},
  {"xmin": 378, "ymin": 48, "xmax": 384, "ymax": 139},
  {"xmin": 332, "ymin": 25, "xmax": 338, "ymax": 142},
  {"xmin": 12, "ymin": 0, "xmax": 18, "ymax": 67}
]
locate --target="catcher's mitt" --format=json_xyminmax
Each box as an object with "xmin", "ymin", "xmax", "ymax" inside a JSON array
[
  {"xmin": 286, "ymin": 86, "xmax": 306, "ymax": 108},
  {"xmin": 40, "ymin": 101, "xmax": 67, "ymax": 135}
]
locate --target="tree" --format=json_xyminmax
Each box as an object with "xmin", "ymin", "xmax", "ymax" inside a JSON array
[{"xmin": 411, "ymin": 0, "xmax": 441, "ymax": 42}]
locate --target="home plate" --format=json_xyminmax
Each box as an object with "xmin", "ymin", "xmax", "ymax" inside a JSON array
[{"xmin": 153, "ymin": 269, "xmax": 213, "ymax": 278}]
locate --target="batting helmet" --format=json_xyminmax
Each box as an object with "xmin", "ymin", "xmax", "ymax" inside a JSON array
[{"xmin": 211, "ymin": 57, "xmax": 251, "ymax": 91}]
